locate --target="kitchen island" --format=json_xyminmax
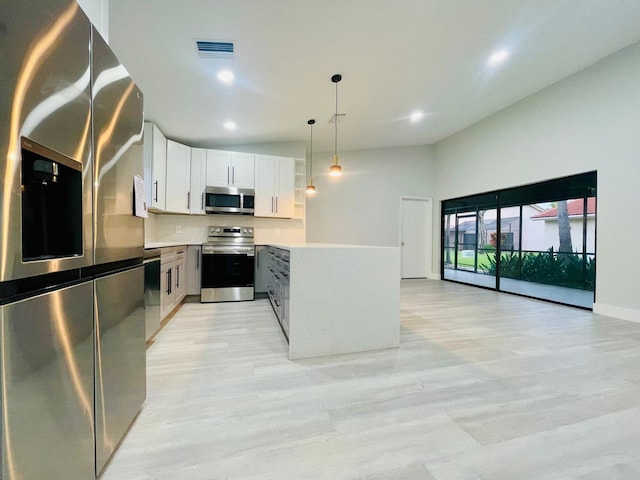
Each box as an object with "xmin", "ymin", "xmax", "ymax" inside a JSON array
[{"xmin": 262, "ymin": 243, "xmax": 400, "ymax": 360}]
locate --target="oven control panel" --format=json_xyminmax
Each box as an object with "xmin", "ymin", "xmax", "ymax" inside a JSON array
[{"xmin": 208, "ymin": 226, "xmax": 253, "ymax": 238}]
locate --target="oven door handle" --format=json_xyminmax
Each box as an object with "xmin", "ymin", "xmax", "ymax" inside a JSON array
[{"xmin": 202, "ymin": 248, "xmax": 254, "ymax": 256}]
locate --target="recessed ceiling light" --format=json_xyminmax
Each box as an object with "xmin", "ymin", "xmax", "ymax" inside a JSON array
[
  {"xmin": 223, "ymin": 121, "xmax": 236, "ymax": 130},
  {"xmin": 410, "ymin": 111, "xmax": 425, "ymax": 123},
  {"xmin": 217, "ymin": 70, "xmax": 235, "ymax": 84},
  {"xmin": 488, "ymin": 50, "xmax": 510, "ymax": 66}
]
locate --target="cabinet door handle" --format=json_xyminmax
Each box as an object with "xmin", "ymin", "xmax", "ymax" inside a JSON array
[
  {"xmin": 154, "ymin": 180, "xmax": 158, "ymax": 202},
  {"xmin": 227, "ymin": 166, "xmax": 230, "ymax": 185},
  {"xmin": 202, "ymin": 192, "xmax": 205, "ymax": 210},
  {"xmin": 232, "ymin": 166, "xmax": 235, "ymax": 185},
  {"xmin": 176, "ymin": 265, "xmax": 180, "ymax": 288},
  {"xmin": 167, "ymin": 269, "xmax": 172, "ymax": 294},
  {"xmin": 187, "ymin": 192, "xmax": 191, "ymax": 210},
  {"xmin": 275, "ymin": 197, "xmax": 278, "ymax": 213}
]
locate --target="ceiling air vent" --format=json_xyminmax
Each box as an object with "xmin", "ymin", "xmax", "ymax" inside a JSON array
[{"xmin": 196, "ymin": 40, "xmax": 235, "ymax": 59}]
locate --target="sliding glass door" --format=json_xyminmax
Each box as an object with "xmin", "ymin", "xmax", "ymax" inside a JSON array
[{"xmin": 441, "ymin": 172, "xmax": 597, "ymax": 309}]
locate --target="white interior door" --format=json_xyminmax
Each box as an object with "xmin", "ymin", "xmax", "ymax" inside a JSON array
[{"xmin": 401, "ymin": 198, "xmax": 432, "ymax": 279}]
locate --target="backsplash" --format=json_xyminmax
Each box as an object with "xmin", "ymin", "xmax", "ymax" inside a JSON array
[{"xmin": 145, "ymin": 212, "xmax": 306, "ymax": 244}]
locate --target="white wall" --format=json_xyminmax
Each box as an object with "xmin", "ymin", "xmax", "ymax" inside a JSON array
[
  {"xmin": 306, "ymin": 145, "xmax": 435, "ymax": 247},
  {"xmin": 520, "ymin": 206, "xmax": 545, "ymax": 251},
  {"xmin": 541, "ymin": 218, "xmax": 596, "ymax": 253},
  {"xmin": 77, "ymin": 0, "xmax": 109, "ymax": 42},
  {"xmin": 432, "ymin": 42, "xmax": 640, "ymax": 321}
]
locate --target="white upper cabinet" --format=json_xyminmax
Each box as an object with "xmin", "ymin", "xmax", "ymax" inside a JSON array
[
  {"xmin": 205, "ymin": 150, "xmax": 231, "ymax": 187},
  {"xmin": 165, "ymin": 140, "xmax": 191, "ymax": 214},
  {"xmin": 143, "ymin": 122, "xmax": 167, "ymax": 211},
  {"xmin": 206, "ymin": 150, "xmax": 255, "ymax": 189},
  {"xmin": 230, "ymin": 152, "xmax": 255, "ymax": 189},
  {"xmin": 255, "ymin": 155, "xmax": 295, "ymax": 218},
  {"xmin": 255, "ymin": 154, "xmax": 276, "ymax": 216},
  {"xmin": 190, "ymin": 148, "xmax": 207, "ymax": 214}
]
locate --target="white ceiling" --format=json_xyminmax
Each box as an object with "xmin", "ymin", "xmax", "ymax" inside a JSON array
[{"xmin": 109, "ymin": 0, "xmax": 640, "ymax": 152}]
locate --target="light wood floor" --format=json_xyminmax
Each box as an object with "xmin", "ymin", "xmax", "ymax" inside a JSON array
[{"xmin": 102, "ymin": 280, "xmax": 640, "ymax": 480}]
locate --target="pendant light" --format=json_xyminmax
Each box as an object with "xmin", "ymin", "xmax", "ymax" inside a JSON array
[
  {"xmin": 306, "ymin": 119, "xmax": 316, "ymax": 194},
  {"xmin": 329, "ymin": 73, "xmax": 343, "ymax": 177}
]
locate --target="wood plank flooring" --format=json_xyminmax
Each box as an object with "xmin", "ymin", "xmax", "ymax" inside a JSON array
[{"xmin": 102, "ymin": 280, "xmax": 640, "ymax": 480}]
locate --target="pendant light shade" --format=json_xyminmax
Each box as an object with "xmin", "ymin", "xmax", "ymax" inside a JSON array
[
  {"xmin": 329, "ymin": 74, "xmax": 343, "ymax": 177},
  {"xmin": 306, "ymin": 119, "xmax": 316, "ymax": 194}
]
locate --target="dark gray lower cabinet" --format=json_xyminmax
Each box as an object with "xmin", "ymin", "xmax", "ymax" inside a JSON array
[
  {"xmin": 254, "ymin": 245, "xmax": 269, "ymax": 295},
  {"xmin": 266, "ymin": 246, "xmax": 290, "ymax": 338}
]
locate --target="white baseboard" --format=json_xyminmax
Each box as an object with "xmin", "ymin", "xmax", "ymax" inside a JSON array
[
  {"xmin": 428, "ymin": 272, "xmax": 441, "ymax": 280},
  {"xmin": 593, "ymin": 303, "xmax": 640, "ymax": 323}
]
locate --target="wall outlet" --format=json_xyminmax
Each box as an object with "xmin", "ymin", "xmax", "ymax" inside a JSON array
[{"xmin": 175, "ymin": 225, "xmax": 182, "ymax": 234}]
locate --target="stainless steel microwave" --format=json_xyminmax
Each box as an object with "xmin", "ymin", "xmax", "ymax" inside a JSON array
[{"xmin": 204, "ymin": 186, "xmax": 255, "ymax": 215}]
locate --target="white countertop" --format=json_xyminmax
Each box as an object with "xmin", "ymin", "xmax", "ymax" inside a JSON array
[
  {"xmin": 267, "ymin": 242, "xmax": 398, "ymax": 250},
  {"xmin": 145, "ymin": 241, "xmax": 202, "ymax": 249},
  {"xmin": 146, "ymin": 241, "xmax": 397, "ymax": 250}
]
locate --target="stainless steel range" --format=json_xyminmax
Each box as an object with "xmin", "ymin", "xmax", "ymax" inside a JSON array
[{"xmin": 201, "ymin": 226, "xmax": 255, "ymax": 302}]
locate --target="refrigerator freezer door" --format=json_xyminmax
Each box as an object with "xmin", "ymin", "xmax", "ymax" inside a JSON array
[
  {"xmin": 94, "ymin": 266, "xmax": 146, "ymax": 475},
  {"xmin": 91, "ymin": 26, "xmax": 144, "ymax": 265},
  {"xmin": 0, "ymin": 0, "xmax": 93, "ymax": 282},
  {"xmin": 0, "ymin": 280, "xmax": 95, "ymax": 480}
]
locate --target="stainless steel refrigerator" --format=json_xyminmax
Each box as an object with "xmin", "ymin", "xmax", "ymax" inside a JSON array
[{"xmin": 0, "ymin": 2, "xmax": 146, "ymax": 479}]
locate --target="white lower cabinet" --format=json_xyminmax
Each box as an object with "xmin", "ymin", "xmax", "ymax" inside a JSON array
[
  {"xmin": 174, "ymin": 248, "xmax": 187, "ymax": 302},
  {"xmin": 160, "ymin": 246, "xmax": 187, "ymax": 321},
  {"xmin": 160, "ymin": 261, "xmax": 174, "ymax": 320},
  {"xmin": 186, "ymin": 245, "xmax": 202, "ymax": 295}
]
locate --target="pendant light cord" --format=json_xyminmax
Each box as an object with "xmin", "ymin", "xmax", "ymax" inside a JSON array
[
  {"xmin": 310, "ymin": 123, "xmax": 313, "ymax": 175},
  {"xmin": 334, "ymin": 81, "xmax": 338, "ymax": 157}
]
